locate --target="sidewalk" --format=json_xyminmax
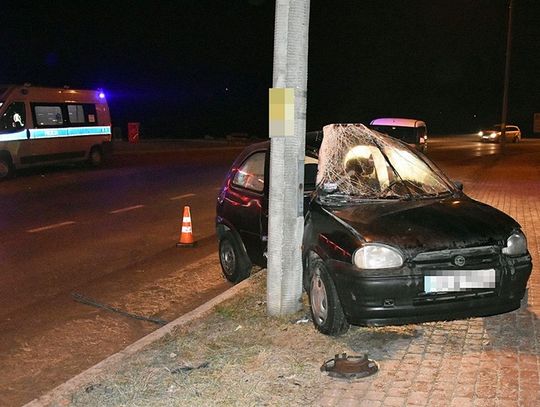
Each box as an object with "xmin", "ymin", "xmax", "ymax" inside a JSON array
[{"xmin": 27, "ymin": 146, "xmax": 540, "ymax": 407}]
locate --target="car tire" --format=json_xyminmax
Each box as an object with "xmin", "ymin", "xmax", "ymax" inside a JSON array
[
  {"xmin": 219, "ymin": 231, "xmax": 252, "ymax": 283},
  {"xmin": 308, "ymin": 258, "xmax": 349, "ymax": 336},
  {"xmin": 0, "ymin": 155, "xmax": 14, "ymax": 180},
  {"xmin": 88, "ymin": 146, "xmax": 103, "ymax": 167}
]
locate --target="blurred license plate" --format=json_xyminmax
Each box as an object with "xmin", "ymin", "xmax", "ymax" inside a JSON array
[{"xmin": 424, "ymin": 269, "xmax": 496, "ymax": 293}]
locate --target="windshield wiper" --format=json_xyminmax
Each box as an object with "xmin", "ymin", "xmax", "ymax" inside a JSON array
[
  {"xmin": 420, "ymin": 191, "xmax": 453, "ymax": 198},
  {"xmin": 320, "ymin": 193, "xmax": 407, "ymax": 205},
  {"xmin": 318, "ymin": 193, "xmax": 355, "ymax": 205}
]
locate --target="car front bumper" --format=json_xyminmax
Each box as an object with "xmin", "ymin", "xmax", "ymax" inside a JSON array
[
  {"xmin": 328, "ymin": 254, "xmax": 532, "ymax": 326},
  {"xmin": 480, "ymin": 135, "xmax": 500, "ymax": 142}
]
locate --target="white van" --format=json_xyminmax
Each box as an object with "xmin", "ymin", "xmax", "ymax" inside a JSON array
[
  {"xmin": 369, "ymin": 118, "xmax": 428, "ymax": 152},
  {"xmin": 0, "ymin": 84, "xmax": 112, "ymax": 180}
]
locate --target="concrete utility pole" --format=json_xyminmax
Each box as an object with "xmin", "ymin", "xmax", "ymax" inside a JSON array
[
  {"xmin": 500, "ymin": 0, "xmax": 514, "ymax": 146},
  {"xmin": 267, "ymin": 0, "xmax": 310, "ymax": 316}
]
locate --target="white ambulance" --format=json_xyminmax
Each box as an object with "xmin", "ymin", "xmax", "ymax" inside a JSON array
[
  {"xmin": 369, "ymin": 117, "xmax": 428, "ymax": 153},
  {"xmin": 0, "ymin": 84, "xmax": 112, "ymax": 180}
]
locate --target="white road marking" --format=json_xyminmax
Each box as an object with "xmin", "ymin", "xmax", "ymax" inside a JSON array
[
  {"xmin": 170, "ymin": 193, "xmax": 196, "ymax": 201},
  {"xmin": 27, "ymin": 221, "xmax": 76, "ymax": 233},
  {"xmin": 109, "ymin": 205, "xmax": 145, "ymax": 214}
]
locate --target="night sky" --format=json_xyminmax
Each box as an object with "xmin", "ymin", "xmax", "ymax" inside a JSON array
[{"xmin": 1, "ymin": 0, "xmax": 539, "ymax": 138}]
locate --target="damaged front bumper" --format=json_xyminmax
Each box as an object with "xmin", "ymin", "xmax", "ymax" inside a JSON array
[{"xmin": 328, "ymin": 248, "xmax": 532, "ymax": 327}]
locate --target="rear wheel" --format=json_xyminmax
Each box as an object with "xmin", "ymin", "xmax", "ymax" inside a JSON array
[
  {"xmin": 308, "ymin": 258, "xmax": 349, "ymax": 336},
  {"xmin": 219, "ymin": 231, "xmax": 252, "ymax": 283},
  {"xmin": 88, "ymin": 146, "xmax": 103, "ymax": 167},
  {"xmin": 0, "ymin": 156, "xmax": 14, "ymax": 180}
]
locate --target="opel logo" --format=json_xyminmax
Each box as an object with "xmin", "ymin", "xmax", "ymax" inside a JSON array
[{"xmin": 454, "ymin": 255, "xmax": 466, "ymax": 267}]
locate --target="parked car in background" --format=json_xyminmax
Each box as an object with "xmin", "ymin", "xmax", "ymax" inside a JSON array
[
  {"xmin": 478, "ymin": 124, "xmax": 521, "ymax": 143},
  {"xmin": 216, "ymin": 124, "xmax": 532, "ymax": 336},
  {"xmin": 369, "ymin": 117, "xmax": 428, "ymax": 152}
]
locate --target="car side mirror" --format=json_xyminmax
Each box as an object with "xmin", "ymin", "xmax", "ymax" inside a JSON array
[{"xmin": 453, "ymin": 180, "xmax": 464, "ymax": 191}]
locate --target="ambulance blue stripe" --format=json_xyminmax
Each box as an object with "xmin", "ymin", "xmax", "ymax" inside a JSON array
[
  {"xmin": 30, "ymin": 126, "xmax": 111, "ymax": 139},
  {"xmin": 0, "ymin": 130, "xmax": 27, "ymax": 141}
]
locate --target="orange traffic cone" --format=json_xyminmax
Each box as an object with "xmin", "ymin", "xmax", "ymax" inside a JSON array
[{"xmin": 176, "ymin": 206, "xmax": 196, "ymax": 247}]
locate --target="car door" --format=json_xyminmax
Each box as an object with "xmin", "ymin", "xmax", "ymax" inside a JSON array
[
  {"xmin": 220, "ymin": 149, "xmax": 267, "ymax": 266},
  {"xmin": 25, "ymin": 103, "xmax": 68, "ymax": 163},
  {"xmin": 258, "ymin": 154, "xmax": 319, "ymax": 258}
]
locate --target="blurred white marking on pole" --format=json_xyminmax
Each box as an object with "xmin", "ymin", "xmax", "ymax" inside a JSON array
[{"xmin": 27, "ymin": 221, "xmax": 76, "ymax": 233}]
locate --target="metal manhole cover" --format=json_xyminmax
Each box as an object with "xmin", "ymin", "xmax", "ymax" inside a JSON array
[{"xmin": 321, "ymin": 353, "xmax": 378, "ymax": 379}]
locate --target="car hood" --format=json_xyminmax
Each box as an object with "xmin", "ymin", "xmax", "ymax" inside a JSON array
[{"xmin": 327, "ymin": 196, "xmax": 519, "ymax": 252}]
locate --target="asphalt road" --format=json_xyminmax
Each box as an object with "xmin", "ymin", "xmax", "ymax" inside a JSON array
[
  {"xmin": 0, "ymin": 141, "xmax": 246, "ymax": 406},
  {"xmin": 0, "ymin": 144, "xmax": 242, "ymax": 317},
  {"xmin": 1, "ymin": 134, "xmax": 538, "ymax": 406}
]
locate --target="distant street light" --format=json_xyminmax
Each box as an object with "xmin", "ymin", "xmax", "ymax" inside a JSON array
[{"xmin": 500, "ymin": 0, "xmax": 514, "ymax": 146}]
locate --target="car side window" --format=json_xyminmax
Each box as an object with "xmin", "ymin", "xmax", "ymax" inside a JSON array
[
  {"xmin": 304, "ymin": 158, "xmax": 319, "ymax": 192},
  {"xmin": 232, "ymin": 152, "xmax": 265, "ymax": 192}
]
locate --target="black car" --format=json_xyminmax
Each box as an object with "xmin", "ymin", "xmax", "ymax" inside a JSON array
[{"xmin": 216, "ymin": 123, "xmax": 532, "ymax": 335}]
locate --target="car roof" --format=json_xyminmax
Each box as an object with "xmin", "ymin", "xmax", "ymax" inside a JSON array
[
  {"xmin": 234, "ymin": 132, "xmax": 323, "ymax": 162},
  {"xmin": 489, "ymin": 124, "xmax": 520, "ymax": 129},
  {"xmin": 370, "ymin": 118, "xmax": 426, "ymax": 128}
]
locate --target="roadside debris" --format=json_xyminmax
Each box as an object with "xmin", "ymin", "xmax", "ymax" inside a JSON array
[
  {"xmin": 320, "ymin": 353, "xmax": 378, "ymax": 379},
  {"xmin": 71, "ymin": 292, "xmax": 167, "ymax": 325},
  {"xmin": 84, "ymin": 383, "xmax": 112, "ymax": 395},
  {"xmin": 294, "ymin": 316, "xmax": 310, "ymax": 324},
  {"xmin": 169, "ymin": 361, "xmax": 210, "ymax": 374}
]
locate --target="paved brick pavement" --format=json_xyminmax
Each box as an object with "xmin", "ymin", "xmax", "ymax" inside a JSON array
[{"xmin": 316, "ymin": 145, "xmax": 540, "ymax": 407}]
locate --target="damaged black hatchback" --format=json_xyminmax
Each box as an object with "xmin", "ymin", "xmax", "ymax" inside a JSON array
[{"xmin": 216, "ymin": 124, "xmax": 532, "ymax": 335}]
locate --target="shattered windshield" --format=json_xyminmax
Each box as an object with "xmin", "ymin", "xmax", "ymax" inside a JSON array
[{"xmin": 316, "ymin": 124, "xmax": 454, "ymax": 204}]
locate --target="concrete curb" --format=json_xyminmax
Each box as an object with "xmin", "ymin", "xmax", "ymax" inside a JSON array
[{"xmin": 25, "ymin": 275, "xmax": 255, "ymax": 407}]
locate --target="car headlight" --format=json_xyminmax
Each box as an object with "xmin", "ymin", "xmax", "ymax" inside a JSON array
[
  {"xmin": 502, "ymin": 231, "xmax": 528, "ymax": 256},
  {"xmin": 353, "ymin": 244, "xmax": 404, "ymax": 269},
  {"xmin": 478, "ymin": 131, "xmax": 484, "ymax": 136},
  {"xmin": 490, "ymin": 132, "xmax": 497, "ymax": 138}
]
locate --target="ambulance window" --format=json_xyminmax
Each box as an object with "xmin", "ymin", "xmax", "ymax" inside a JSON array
[
  {"xmin": 34, "ymin": 105, "xmax": 64, "ymax": 127},
  {"xmin": 83, "ymin": 104, "xmax": 97, "ymax": 124},
  {"xmin": 0, "ymin": 102, "xmax": 26, "ymax": 130},
  {"xmin": 68, "ymin": 105, "xmax": 85, "ymax": 123},
  {"xmin": 67, "ymin": 104, "xmax": 97, "ymax": 125}
]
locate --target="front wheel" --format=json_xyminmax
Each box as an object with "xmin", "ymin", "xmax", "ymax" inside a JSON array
[
  {"xmin": 219, "ymin": 231, "xmax": 252, "ymax": 283},
  {"xmin": 0, "ymin": 156, "xmax": 14, "ymax": 180},
  {"xmin": 308, "ymin": 258, "xmax": 349, "ymax": 336}
]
